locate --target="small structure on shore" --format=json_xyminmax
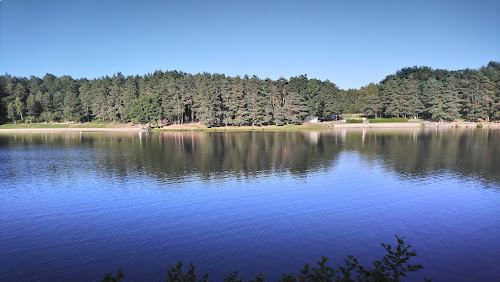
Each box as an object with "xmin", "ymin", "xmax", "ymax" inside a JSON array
[{"xmin": 304, "ymin": 116, "xmax": 319, "ymax": 123}]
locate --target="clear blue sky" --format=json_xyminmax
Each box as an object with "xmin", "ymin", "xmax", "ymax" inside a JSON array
[{"xmin": 1, "ymin": 0, "xmax": 499, "ymax": 89}]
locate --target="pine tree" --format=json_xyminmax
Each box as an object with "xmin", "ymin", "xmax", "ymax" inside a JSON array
[
  {"xmin": 425, "ymin": 78, "xmax": 452, "ymax": 121},
  {"xmin": 382, "ymin": 78, "xmax": 401, "ymax": 118},
  {"xmin": 63, "ymin": 90, "xmax": 82, "ymax": 121},
  {"xmin": 108, "ymin": 73, "xmax": 126, "ymax": 122},
  {"xmin": 284, "ymin": 91, "xmax": 308, "ymax": 124},
  {"xmin": 232, "ymin": 76, "xmax": 250, "ymax": 126},
  {"xmin": 25, "ymin": 94, "xmax": 39, "ymax": 121},
  {"xmin": 363, "ymin": 96, "xmax": 382, "ymax": 118},
  {"xmin": 91, "ymin": 79, "xmax": 110, "ymax": 121},
  {"xmin": 271, "ymin": 78, "xmax": 286, "ymax": 125},
  {"xmin": 405, "ymin": 77, "xmax": 424, "ymax": 119},
  {"xmin": 78, "ymin": 80, "xmax": 93, "ymax": 122},
  {"xmin": 122, "ymin": 76, "xmax": 139, "ymax": 122},
  {"xmin": 442, "ymin": 76, "xmax": 462, "ymax": 120},
  {"xmin": 130, "ymin": 95, "xmax": 162, "ymax": 127}
]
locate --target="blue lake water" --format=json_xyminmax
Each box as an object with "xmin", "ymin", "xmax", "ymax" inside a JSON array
[{"xmin": 0, "ymin": 128, "xmax": 499, "ymax": 281}]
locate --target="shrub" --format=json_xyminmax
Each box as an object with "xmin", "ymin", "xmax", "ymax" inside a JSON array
[
  {"xmin": 103, "ymin": 236, "xmax": 426, "ymax": 282},
  {"xmin": 346, "ymin": 119, "xmax": 363, "ymax": 123}
]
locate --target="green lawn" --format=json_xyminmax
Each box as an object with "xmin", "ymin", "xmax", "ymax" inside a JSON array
[
  {"xmin": 346, "ymin": 119, "xmax": 363, "ymax": 123},
  {"xmin": 0, "ymin": 122, "xmax": 126, "ymax": 129},
  {"xmin": 369, "ymin": 118, "xmax": 408, "ymax": 123},
  {"xmin": 73, "ymin": 124, "xmax": 113, "ymax": 128}
]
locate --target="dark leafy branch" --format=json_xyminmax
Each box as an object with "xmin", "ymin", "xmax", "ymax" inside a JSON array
[{"xmin": 102, "ymin": 235, "xmax": 429, "ymax": 282}]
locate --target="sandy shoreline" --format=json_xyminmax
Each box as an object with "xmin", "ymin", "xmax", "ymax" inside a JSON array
[
  {"xmin": 0, "ymin": 127, "xmax": 143, "ymax": 133},
  {"xmin": 330, "ymin": 122, "xmax": 421, "ymax": 128},
  {"xmin": 330, "ymin": 122, "xmax": 500, "ymax": 128},
  {"xmin": 0, "ymin": 122, "xmax": 499, "ymax": 133}
]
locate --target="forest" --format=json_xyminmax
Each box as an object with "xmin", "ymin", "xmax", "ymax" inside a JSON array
[{"xmin": 0, "ymin": 61, "xmax": 499, "ymax": 126}]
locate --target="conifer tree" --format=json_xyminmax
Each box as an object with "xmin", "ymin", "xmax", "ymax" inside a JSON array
[{"xmin": 25, "ymin": 94, "xmax": 39, "ymax": 120}]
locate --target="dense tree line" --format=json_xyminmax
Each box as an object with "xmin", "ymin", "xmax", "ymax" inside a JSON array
[
  {"xmin": 0, "ymin": 72, "xmax": 328, "ymax": 126},
  {"xmin": 0, "ymin": 61, "xmax": 498, "ymax": 126},
  {"xmin": 360, "ymin": 61, "xmax": 500, "ymax": 122}
]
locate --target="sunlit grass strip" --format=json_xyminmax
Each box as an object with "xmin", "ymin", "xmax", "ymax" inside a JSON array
[
  {"xmin": 369, "ymin": 118, "xmax": 408, "ymax": 123},
  {"xmin": 346, "ymin": 119, "xmax": 363, "ymax": 123},
  {"xmin": 73, "ymin": 124, "xmax": 116, "ymax": 128},
  {"xmin": 0, "ymin": 123, "xmax": 70, "ymax": 129},
  {"xmin": 0, "ymin": 122, "xmax": 125, "ymax": 129}
]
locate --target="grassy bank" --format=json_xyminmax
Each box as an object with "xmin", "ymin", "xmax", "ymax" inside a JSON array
[
  {"xmin": 0, "ymin": 122, "xmax": 130, "ymax": 130},
  {"xmin": 346, "ymin": 119, "xmax": 363, "ymax": 123},
  {"xmin": 369, "ymin": 118, "xmax": 408, "ymax": 123},
  {"xmin": 2, "ymin": 121, "xmax": 496, "ymax": 132},
  {"xmin": 0, "ymin": 123, "xmax": 71, "ymax": 129}
]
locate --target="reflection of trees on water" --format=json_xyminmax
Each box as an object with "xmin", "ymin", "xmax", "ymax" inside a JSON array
[
  {"xmin": 121, "ymin": 131, "xmax": 344, "ymax": 180},
  {"xmin": 0, "ymin": 131, "xmax": 342, "ymax": 180},
  {"xmin": 1, "ymin": 128, "xmax": 498, "ymax": 184},
  {"xmin": 324, "ymin": 127, "xmax": 500, "ymax": 184}
]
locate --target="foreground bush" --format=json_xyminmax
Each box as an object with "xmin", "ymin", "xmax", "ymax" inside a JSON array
[
  {"xmin": 368, "ymin": 118, "xmax": 408, "ymax": 123},
  {"xmin": 102, "ymin": 235, "xmax": 427, "ymax": 281}
]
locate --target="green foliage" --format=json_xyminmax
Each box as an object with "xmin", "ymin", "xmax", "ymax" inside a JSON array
[
  {"xmin": 476, "ymin": 123, "xmax": 483, "ymax": 128},
  {"xmin": 25, "ymin": 94, "xmax": 39, "ymax": 119},
  {"xmin": 103, "ymin": 236, "xmax": 425, "ymax": 282},
  {"xmin": 346, "ymin": 119, "xmax": 363, "ymax": 123},
  {"xmin": 1, "ymin": 61, "xmax": 499, "ymax": 126},
  {"xmin": 369, "ymin": 118, "xmax": 407, "ymax": 123},
  {"xmin": 348, "ymin": 104, "xmax": 358, "ymax": 114},
  {"xmin": 224, "ymin": 270, "xmax": 266, "ymax": 282},
  {"xmin": 13, "ymin": 97, "xmax": 25, "ymax": 120},
  {"xmin": 7, "ymin": 102, "xmax": 16, "ymax": 121},
  {"xmin": 281, "ymin": 235, "xmax": 424, "ymax": 281},
  {"xmin": 363, "ymin": 96, "xmax": 383, "ymax": 119},
  {"xmin": 289, "ymin": 75, "xmax": 342, "ymax": 120},
  {"xmin": 101, "ymin": 268, "xmax": 124, "ymax": 282},
  {"xmin": 130, "ymin": 95, "xmax": 162, "ymax": 126},
  {"xmin": 166, "ymin": 261, "xmax": 209, "ymax": 282},
  {"xmin": 63, "ymin": 90, "xmax": 82, "ymax": 121},
  {"xmin": 39, "ymin": 111, "xmax": 58, "ymax": 122},
  {"xmin": 280, "ymin": 257, "xmax": 338, "ymax": 281}
]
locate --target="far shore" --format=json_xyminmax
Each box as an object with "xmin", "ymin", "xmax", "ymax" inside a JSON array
[
  {"xmin": 0, "ymin": 121, "xmax": 499, "ymax": 133},
  {"xmin": 0, "ymin": 127, "xmax": 142, "ymax": 133}
]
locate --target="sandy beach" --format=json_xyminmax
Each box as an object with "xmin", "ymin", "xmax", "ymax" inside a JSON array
[
  {"xmin": 1, "ymin": 121, "xmax": 499, "ymax": 133},
  {"xmin": 0, "ymin": 127, "xmax": 143, "ymax": 133}
]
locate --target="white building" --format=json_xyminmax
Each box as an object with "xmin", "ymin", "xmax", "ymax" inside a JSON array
[{"xmin": 304, "ymin": 116, "xmax": 319, "ymax": 123}]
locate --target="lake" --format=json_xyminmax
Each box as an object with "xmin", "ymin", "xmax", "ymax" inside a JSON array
[{"xmin": 0, "ymin": 128, "xmax": 499, "ymax": 281}]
